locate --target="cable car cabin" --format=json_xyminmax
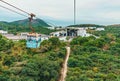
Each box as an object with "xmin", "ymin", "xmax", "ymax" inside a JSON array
[{"xmin": 26, "ymin": 33, "xmax": 41, "ymax": 48}]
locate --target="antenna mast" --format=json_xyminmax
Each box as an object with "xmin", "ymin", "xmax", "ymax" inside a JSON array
[{"xmin": 74, "ymin": 0, "xmax": 76, "ymax": 25}]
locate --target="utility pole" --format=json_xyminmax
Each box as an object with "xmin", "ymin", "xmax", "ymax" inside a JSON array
[{"xmin": 74, "ymin": 0, "xmax": 76, "ymax": 25}]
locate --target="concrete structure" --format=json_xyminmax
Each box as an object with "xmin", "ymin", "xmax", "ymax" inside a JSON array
[
  {"xmin": 39, "ymin": 34, "xmax": 49, "ymax": 41},
  {"xmin": 4, "ymin": 34, "xmax": 21, "ymax": 41},
  {"xmin": 59, "ymin": 36, "xmax": 67, "ymax": 41},
  {"xmin": 20, "ymin": 32, "xmax": 28, "ymax": 39},
  {"xmin": 50, "ymin": 30, "xmax": 67, "ymax": 37},
  {"xmin": 96, "ymin": 28, "xmax": 105, "ymax": 31},
  {"xmin": 82, "ymin": 27, "xmax": 96, "ymax": 30},
  {"xmin": 47, "ymin": 27, "xmax": 55, "ymax": 30},
  {"xmin": 47, "ymin": 26, "xmax": 65, "ymax": 30},
  {"xmin": 66, "ymin": 27, "xmax": 87, "ymax": 37},
  {"xmin": 0, "ymin": 30, "xmax": 8, "ymax": 35},
  {"xmin": 2, "ymin": 32, "xmax": 49, "ymax": 41},
  {"xmin": 49, "ymin": 27, "xmax": 92, "ymax": 41}
]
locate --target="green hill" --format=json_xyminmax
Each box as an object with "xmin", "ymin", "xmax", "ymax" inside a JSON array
[
  {"xmin": 107, "ymin": 24, "xmax": 120, "ymax": 27},
  {"xmin": 10, "ymin": 18, "xmax": 50, "ymax": 27},
  {"xmin": 0, "ymin": 19, "xmax": 54, "ymax": 35},
  {"xmin": 68, "ymin": 24, "xmax": 105, "ymax": 27}
]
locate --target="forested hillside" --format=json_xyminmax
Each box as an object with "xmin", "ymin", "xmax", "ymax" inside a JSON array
[
  {"xmin": 90, "ymin": 25, "xmax": 120, "ymax": 37},
  {"xmin": 68, "ymin": 24, "xmax": 104, "ymax": 27},
  {"xmin": 0, "ymin": 36, "xmax": 66, "ymax": 81},
  {"xmin": 0, "ymin": 25, "xmax": 120, "ymax": 81},
  {"xmin": 10, "ymin": 19, "xmax": 50, "ymax": 27},
  {"xmin": 0, "ymin": 19, "xmax": 54, "ymax": 35},
  {"xmin": 66, "ymin": 26, "xmax": 120, "ymax": 81}
]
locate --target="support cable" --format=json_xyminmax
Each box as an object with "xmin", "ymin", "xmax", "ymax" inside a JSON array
[
  {"xmin": 0, "ymin": 0, "xmax": 30, "ymax": 15},
  {"xmin": 0, "ymin": 4, "xmax": 27, "ymax": 17},
  {"xmin": 0, "ymin": 0, "xmax": 56, "ymax": 27}
]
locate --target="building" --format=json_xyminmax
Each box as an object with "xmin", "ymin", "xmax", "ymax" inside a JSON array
[
  {"xmin": 47, "ymin": 27, "xmax": 55, "ymax": 30},
  {"xmin": 50, "ymin": 30, "xmax": 67, "ymax": 37},
  {"xmin": 4, "ymin": 34, "xmax": 22, "ymax": 41},
  {"xmin": 50, "ymin": 27, "xmax": 90, "ymax": 37},
  {"xmin": 21, "ymin": 33, "xmax": 49, "ymax": 42},
  {"xmin": 39, "ymin": 34, "xmax": 49, "ymax": 41},
  {"xmin": 59, "ymin": 36, "xmax": 67, "ymax": 41},
  {"xmin": 49, "ymin": 27, "xmax": 91, "ymax": 41},
  {"xmin": 66, "ymin": 27, "xmax": 87, "ymax": 37},
  {"xmin": 47, "ymin": 26, "xmax": 65, "ymax": 30},
  {"xmin": 96, "ymin": 28, "xmax": 105, "ymax": 31},
  {"xmin": 20, "ymin": 32, "xmax": 28, "ymax": 39},
  {"xmin": 0, "ymin": 30, "xmax": 8, "ymax": 35}
]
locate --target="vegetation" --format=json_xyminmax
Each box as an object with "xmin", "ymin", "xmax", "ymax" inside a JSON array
[
  {"xmin": 0, "ymin": 24, "xmax": 120, "ymax": 81},
  {"xmin": 90, "ymin": 25, "xmax": 120, "ymax": 37},
  {"xmin": 10, "ymin": 19, "xmax": 50, "ymax": 27},
  {"xmin": 68, "ymin": 24, "xmax": 104, "ymax": 27},
  {"xmin": 0, "ymin": 36, "xmax": 66, "ymax": 81},
  {"xmin": 66, "ymin": 35, "xmax": 120, "ymax": 80},
  {"xmin": 0, "ymin": 19, "xmax": 55, "ymax": 35}
]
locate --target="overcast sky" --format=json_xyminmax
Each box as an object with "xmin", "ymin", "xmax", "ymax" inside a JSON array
[{"xmin": 0, "ymin": 0, "xmax": 120, "ymax": 26}]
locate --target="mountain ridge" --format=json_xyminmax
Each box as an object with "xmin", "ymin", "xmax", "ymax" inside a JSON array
[{"xmin": 0, "ymin": 18, "xmax": 50, "ymax": 27}]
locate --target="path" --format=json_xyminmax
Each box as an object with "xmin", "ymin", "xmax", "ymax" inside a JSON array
[{"xmin": 58, "ymin": 46, "xmax": 70, "ymax": 81}]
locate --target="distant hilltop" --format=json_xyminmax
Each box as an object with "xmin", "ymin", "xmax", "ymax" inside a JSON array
[
  {"xmin": 0, "ymin": 18, "xmax": 50, "ymax": 27},
  {"xmin": 107, "ymin": 24, "xmax": 120, "ymax": 27},
  {"xmin": 68, "ymin": 24, "xmax": 120, "ymax": 28},
  {"xmin": 68, "ymin": 24, "xmax": 105, "ymax": 27}
]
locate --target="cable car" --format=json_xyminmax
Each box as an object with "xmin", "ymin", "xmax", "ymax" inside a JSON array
[
  {"xmin": 26, "ymin": 33, "xmax": 41, "ymax": 48},
  {"xmin": 26, "ymin": 13, "xmax": 41, "ymax": 48}
]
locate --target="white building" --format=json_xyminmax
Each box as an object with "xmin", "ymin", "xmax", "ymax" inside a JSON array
[
  {"xmin": 50, "ymin": 30, "xmax": 67, "ymax": 37},
  {"xmin": 4, "ymin": 34, "xmax": 21, "ymax": 41},
  {"xmin": 21, "ymin": 33, "xmax": 50, "ymax": 42},
  {"xmin": 49, "ymin": 27, "xmax": 92, "ymax": 41},
  {"xmin": 88, "ymin": 27, "xmax": 96, "ymax": 29},
  {"xmin": 50, "ymin": 27, "xmax": 89, "ymax": 37},
  {"xmin": 0, "ymin": 30, "xmax": 8, "ymax": 35},
  {"xmin": 59, "ymin": 36, "xmax": 67, "ymax": 41},
  {"xmin": 66, "ymin": 27, "xmax": 88, "ymax": 37},
  {"xmin": 39, "ymin": 34, "xmax": 49, "ymax": 41},
  {"xmin": 47, "ymin": 27, "xmax": 55, "ymax": 30},
  {"xmin": 77, "ymin": 28, "xmax": 87, "ymax": 37},
  {"xmin": 96, "ymin": 28, "xmax": 105, "ymax": 31},
  {"xmin": 20, "ymin": 32, "xmax": 28, "ymax": 39}
]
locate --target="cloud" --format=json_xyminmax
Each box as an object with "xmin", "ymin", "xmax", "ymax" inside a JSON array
[{"xmin": 0, "ymin": 0, "xmax": 120, "ymax": 25}]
